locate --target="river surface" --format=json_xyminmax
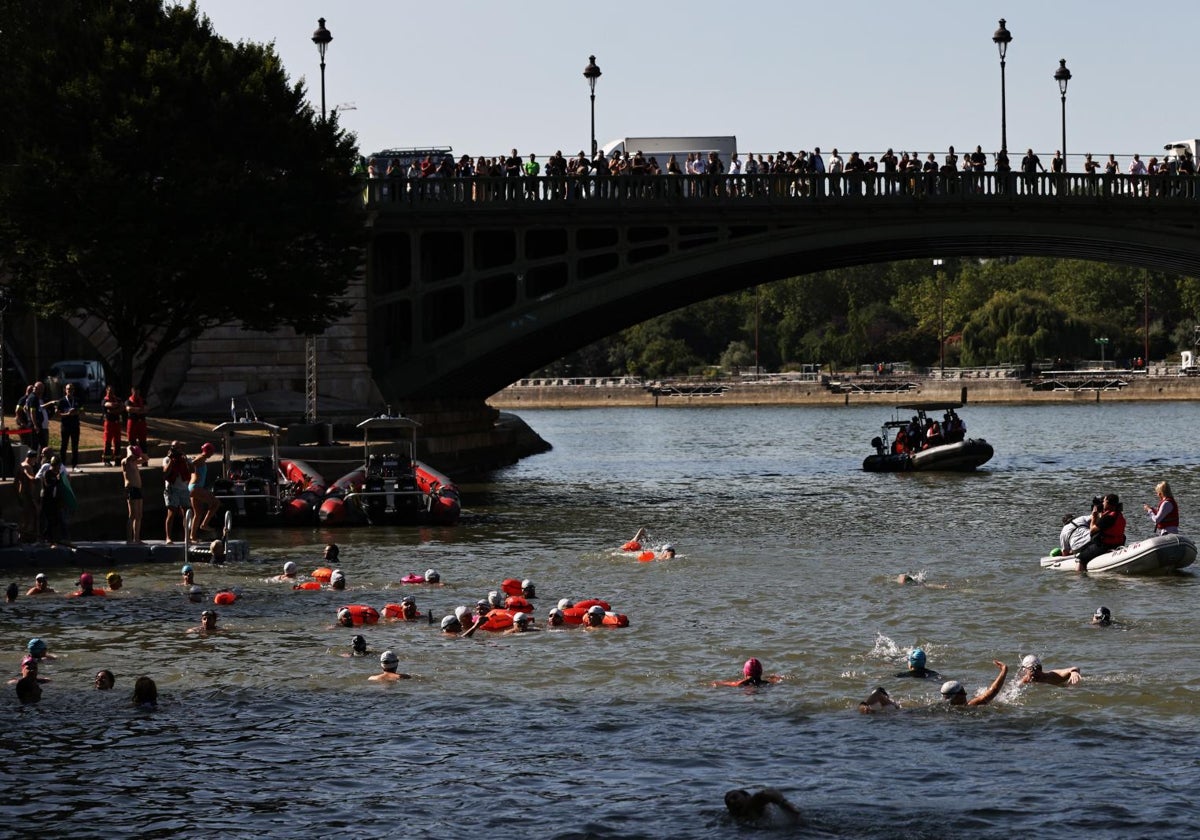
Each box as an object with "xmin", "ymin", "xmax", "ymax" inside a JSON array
[{"xmin": 3, "ymin": 403, "xmax": 1199, "ymax": 838}]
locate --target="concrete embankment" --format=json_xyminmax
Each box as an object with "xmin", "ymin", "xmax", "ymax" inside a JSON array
[{"xmin": 488, "ymin": 375, "xmax": 1200, "ymax": 409}]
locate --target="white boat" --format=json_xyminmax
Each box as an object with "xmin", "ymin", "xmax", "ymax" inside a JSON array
[{"xmin": 1039, "ymin": 533, "xmax": 1197, "ymax": 574}]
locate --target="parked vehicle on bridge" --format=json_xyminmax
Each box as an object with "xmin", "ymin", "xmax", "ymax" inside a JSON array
[
  {"xmin": 601, "ymin": 136, "xmax": 737, "ymax": 170},
  {"xmin": 1162, "ymin": 139, "xmax": 1199, "ymax": 164},
  {"xmin": 45, "ymin": 359, "xmax": 106, "ymax": 402}
]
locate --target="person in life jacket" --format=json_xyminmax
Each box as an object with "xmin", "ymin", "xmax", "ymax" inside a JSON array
[
  {"xmin": 1075, "ymin": 493, "xmax": 1127, "ymax": 572},
  {"xmin": 1143, "ymin": 481, "xmax": 1180, "ymax": 534}
]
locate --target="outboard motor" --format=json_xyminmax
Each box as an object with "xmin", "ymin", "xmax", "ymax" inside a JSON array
[
  {"xmin": 244, "ymin": 477, "xmax": 268, "ymax": 519},
  {"xmin": 364, "ymin": 475, "xmax": 387, "ymax": 520}
]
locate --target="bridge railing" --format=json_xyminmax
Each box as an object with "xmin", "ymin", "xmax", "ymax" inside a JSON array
[{"xmin": 362, "ymin": 171, "xmax": 1200, "ymax": 208}]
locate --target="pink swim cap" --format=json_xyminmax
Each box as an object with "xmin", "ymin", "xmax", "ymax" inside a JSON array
[{"xmin": 743, "ymin": 658, "xmax": 763, "ymax": 679}]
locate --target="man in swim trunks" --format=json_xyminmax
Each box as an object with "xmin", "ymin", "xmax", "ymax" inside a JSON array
[
  {"xmin": 122, "ymin": 444, "xmax": 147, "ymax": 543},
  {"xmin": 188, "ymin": 442, "xmax": 220, "ymax": 541}
]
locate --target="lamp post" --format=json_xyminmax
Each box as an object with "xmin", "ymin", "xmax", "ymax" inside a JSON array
[
  {"xmin": 992, "ymin": 19, "xmax": 1012, "ymax": 157},
  {"xmin": 1054, "ymin": 58, "xmax": 1071, "ymax": 169},
  {"xmin": 1096, "ymin": 336, "xmax": 1109, "ymax": 365},
  {"xmin": 933, "ymin": 259, "xmax": 945, "ymax": 376},
  {"xmin": 583, "ymin": 55, "xmax": 601, "ymax": 158},
  {"xmin": 306, "ymin": 17, "xmax": 332, "ymax": 426}
]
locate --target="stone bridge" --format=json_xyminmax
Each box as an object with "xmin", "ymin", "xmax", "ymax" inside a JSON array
[{"xmin": 363, "ymin": 170, "xmax": 1200, "ymax": 400}]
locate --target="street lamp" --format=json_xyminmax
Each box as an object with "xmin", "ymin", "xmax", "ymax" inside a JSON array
[
  {"xmin": 306, "ymin": 17, "xmax": 333, "ymax": 426},
  {"xmin": 1054, "ymin": 58, "xmax": 1071, "ymax": 170},
  {"xmin": 992, "ymin": 19, "xmax": 1012, "ymax": 157},
  {"xmin": 1095, "ymin": 336, "xmax": 1109, "ymax": 365},
  {"xmin": 933, "ymin": 259, "xmax": 945, "ymax": 376},
  {"xmin": 583, "ymin": 55, "xmax": 601, "ymax": 158}
]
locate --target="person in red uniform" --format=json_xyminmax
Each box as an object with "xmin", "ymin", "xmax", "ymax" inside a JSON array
[
  {"xmin": 1075, "ymin": 493, "xmax": 1126, "ymax": 572},
  {"xmin": 125, "ymin": 385, "xmax": 148, "ymax": 454}
]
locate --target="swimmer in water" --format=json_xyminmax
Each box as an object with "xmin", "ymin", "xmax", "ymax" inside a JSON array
[
  {"xmin": 940, "ymin": 660, "xmax": 1008, "ymax": 706},
  {"xmin": 500, "ymin": 612, "xmax": 539, "ymax": 634},
  {"xmin": 330, "ymin": 569, "xmax": 346, "ymax": 591},
  {"xmin": 187, "ymin": 609, "xmax": 220, "ymax": 635},
  {"xmin": 1090, "ymin": 606, "xmax": 1113, "ymax": 627},
  {"xmin": 347, "ymin": 635, "xmax": 368, "ymax": 657},
  {"xmin": 1018, "ymin": 654, "xmax": 1081, "ymax": 686},
  {"xmin": 368, "ymin": 651, "xmax": 412, "ymax": 682},
  {"xmin": 896, "ymin": 648, "xmax": 940, "ymax": 680},
  {"xmin": 270, "ymin": 561, "xmax": 298, "ymax": 583},
  {"xmin": 95, "ymin": 670, "xmax": 116, "ymax": 690},
  {"xmin": 858, "ymin": 686, "xmax": 900, "ymax": 713},
  {"xmin": 132, "ymin": 676, "xmax": 158, "ymax": 709},
  {"xmin": 27, "ymin": 573, "xmax": 55, "ymax": 596},
  {"xmin": 622, "ymin": 527, "xmax": 648, "ymax": 551},
  {"xmin": 896, "ymin": 573, "xmax": 949, "ymax": 589},
  {"xmin": 180, "ymin": 565, "xmax": 195, "ymax": 586},
  {"xmin": 712, "ymin": 658, "xmax": 783, "ymax": 687},
  {"xmin": 106, "ymin": 572, "xmax": 123, "ymax": 591},
  {"xmin": 724, "ymin": 788, "xmax": 802, "ymax": 826}
]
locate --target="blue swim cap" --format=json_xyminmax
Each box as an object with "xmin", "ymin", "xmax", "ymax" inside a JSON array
[
  {"xmin": 27, "ymin": 638, "xmax": 47, "ymax": 657},
  {"xmin": 908, "ymin": 648, "xmax": 926, "ymax": 669},
  {"xmin": 181, "ymin": 565, "xmax": 193, "ymax": 575}
]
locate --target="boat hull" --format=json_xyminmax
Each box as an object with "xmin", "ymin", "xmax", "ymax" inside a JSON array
[
  {"xmin": 318, "ymin": 461, "xmax": 461, "ymax": 526},
  {"xmin": 863, "ymin": 438, "xmax": 994, "ymax": 472},
  {"xmin": 1039, "ymin": 533, "xmax": 1197, "ymax": 575}
]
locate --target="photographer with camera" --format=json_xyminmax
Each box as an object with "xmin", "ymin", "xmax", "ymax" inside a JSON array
[{"xmin": 1075, "ymin": 493, "xmax": 1126, "ymax": 572}]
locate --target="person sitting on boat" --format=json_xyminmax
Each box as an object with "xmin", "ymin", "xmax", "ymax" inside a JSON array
[
  {"xmin": 891, "ymin": 427, "xmax": 909, "ymax": 454},
  {"xmin": 1018, "ymin": 654, "xmax": 1081, "ymax": 686},
  {"xmin": 1143, "ymin": 481, "xmax": 1179, "ymax": 535},
  {"xmin": 921, "ymin": 418, "xmax": 944, "ymax": 449},
  {"xmin": 896, "ymin": 648, "xmax": 941, "ymax": 680},
  {"xmin": 1075, "ymin": 494, "xmax": 1127, "ymax": 572},
  {"xmin": 943, "ymin": 410, "xmax": 966, "ymax": 443},
  {"xmin": 1056, "ymin": 514, "xmax": 1093, "ymax": 556},
  {"xmin": 907, "ymin": 416, "xmax": 924, "ymax": 449},
  {"xmin": 940, "ymin": 660, "xmax": 1008, "ymax": 706}
]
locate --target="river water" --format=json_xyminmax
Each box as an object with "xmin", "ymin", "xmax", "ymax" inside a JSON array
[{"xmin": 3, "ymin": 402, "xmax": 1199, "ymax": 838}]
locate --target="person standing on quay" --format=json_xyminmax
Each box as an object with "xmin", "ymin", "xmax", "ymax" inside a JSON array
[
  {"xmin": 123, "ymin": 444, "xmax": 148, "ymax": 544},
  {"xmin": 57, "ymin": 382, "xmax": 82, "ymax": 471},
  {"xmin": 125, "ymin": 385, "xmax": 148, "ymax": 455},
  {"xmin": 101, "ymin": 387, "xmax": 123, "ymax": 466}
]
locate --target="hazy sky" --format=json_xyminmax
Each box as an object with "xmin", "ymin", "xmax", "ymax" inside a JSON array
[{"xmin": 193, "ymin": 0, "xmax": 1191, "ymax": 166}]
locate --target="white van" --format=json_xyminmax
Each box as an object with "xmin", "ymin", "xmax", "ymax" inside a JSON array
[{"xmin": 45, "ymin": 360, "xmax": 106, "ymax": 402}]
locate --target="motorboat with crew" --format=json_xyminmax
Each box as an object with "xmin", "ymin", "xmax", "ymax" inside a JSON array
[
  {"xmin": 1040, "ymin": 533, "xmax": 1196, "ymax": 574},
  {"xmin": 317, "ymin": 414, "xmax": 461, "ymax": 526},
  {"xmin": 210, "ymin": 420, "xmax": 325, "ymax": 525},
  {"xmin": 862, "ymin": 402, "xmax": 993, "ymax": 472}
]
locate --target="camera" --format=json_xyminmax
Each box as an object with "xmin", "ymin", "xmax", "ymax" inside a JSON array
[{"xmin": 1092, "ymin": 496, "xmax": 1104, "ymax": 509}]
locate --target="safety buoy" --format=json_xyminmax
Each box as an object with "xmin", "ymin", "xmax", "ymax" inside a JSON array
[
  {"xmin": 574, "ymin": 599, "xmax": 611, "ymax": 612},
  {"xmin": 560, "ymin": 607, "xmax": 587, "ymax": 625},
  {"xmin": 504, "ymin": 595, "xmax": 534, "ymax": 613},
  {"xmin": 637, "ymin": 550, "xmax": 655, "ymax": 562},
  {"xmin": 621, "ymin": 540, "xmax": 642, "ymax": 552},
  {"xmin": 382, "ymin": 603, "xmax": 424, "ymax": 621},
  {"xmin": 479, "ymin": 608, "xmax": 515, "ymax": 632},
  {"xmin": 312, "ymin": 567, "xmax": 333, "ymax": 583},
  {"xmin": 501, "ymin": 578, "xmax": 523, "ymax": 597},
  {"xmin": 213, "ymin": 590, "xmax": 237, "ymax": 605},
  {"xmin": 293, "ymin": 581, "xmax": 322, "ymax": 591},
  {"xmin": 400, "ymin": 574, "xmax": 425, "ymax": 584},
  {"xmin": 337, "ymin": 604, "xmax": 380, "ymax": 626},
  {"xmin": 601, "ymin": 612, "xmax": 630, "ymax": 628}
]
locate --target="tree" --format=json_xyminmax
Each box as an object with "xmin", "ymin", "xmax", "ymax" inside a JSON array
[
  {"xmin": 960, "ymin": 289, "xmax": 1089, "ymax": 365},
  {"xmin": 0, "ymin": 0, "xmax": 365, "ymax": 394}
]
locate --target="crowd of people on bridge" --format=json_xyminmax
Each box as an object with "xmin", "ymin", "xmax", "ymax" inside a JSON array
[{"xmin": 359, "ymin": 144, "xmax": 1199, "ymax": 202}]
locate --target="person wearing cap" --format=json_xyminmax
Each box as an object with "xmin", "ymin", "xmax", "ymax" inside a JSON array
[
  {"xmin": 348, "ymin": 635, "xmax": 368, "ymax": 657},
  {"xmin": 188, "ymin": 609, "xmax": 220, "ymax": 635},
  {"xmin": 209, "ymin": 540, "xmax": 226, "ymax": 564},
  {"xmin": 270, "ymin": 561, "xmax": 298, "ymax": 583},
  {"xmin": 72, "ymin": 572, "xmax": 104, "ymax": 597},
  {"xmin": 27, "ymin": 573, "xmax": 55, "ymax": 596},
  {"xmin": 657, "ymin": 544, "xmax": 676, "ymax": 560},
  {"xmin": 500, "ymin": 612, "xmax": 539, "ymax": 635},
  {"xmin": 896, "ymin": 648, "xmax": 941, "ymax": 680},
  {"xmin": 105, "ymin": 571, "xmax": 123, "ymax": 591},
  {"xmin": 724, "ymin": 788, "xmax": 802, "ymax": 826},
  {"xmin": 940, "ymin": 660, "xmax": 1008, "ymax": 706},
  {"xmin": 94, "ymin": 669, "xmax": 116, "ymax": 690},
  {"xmin": 26, "ymin": 637, "xmax": 55, "ymax": 663},
  {"xmin": 441, "ymin": 613, "xmax": 483, "ymax": 638},
  {"xmin": 1075, "ymin": 493, "xmax": 1126, "ymax": 572},
  {"xmin": 713, "ymin": 658, "xmax": 783, "ymax": 687},
  {"xmin": 1142, "ymin": 481, "xmax": 1180, "ymax": 535},
  {"xmin": 330, "ymin": 569, "xmax": 346, "ymax": 591},
  {"xmin": 1018, "ymin": 655, "xmax": 1081, "ymax": 686},
  {"xmin": 423, "ymin": 569, "xmax": 442, "ymax": 585},
  {"xmin": 121, "ymin": 443, "xmax": 148, "ymax": 544},
  {"xmin": 520, "ymin": 579, "xmax": 537, "ymax": 599},
  {"xmin": 582, "ymin": 604, "xmax": 608, "ymax": 629},
  {"xmin": 186, "ymin": 584, "xmax": 204, "ymax": 603},
  {"xmin": 161, "ymin": 441, "xmax": 192, "ymax": 544},
  {"xmin": 394, "ymin": 596, "xmax": 420, "ymax": 621},
  {"xmin": 621, "ymin": 527, "xmax": 649, "ymax": 552},
  {"xmin": 188, "ymin": 443, "xmax": 220, "ymax": 542},
  {"xmin": 181, "ymin": 565, "xmax": 195, "ymax": 586},
  {"xmin": 547, "ymin": 607, "xmax": 566, "ymax": 628},
  {"xmin": 369, "ymin": 650, "xmax": 412, "ymax": 682},
  {"xmin": 858, "ymin": 686, "xmax": 900, "ymax": 713},
  {"xmin": 1090, "ymin": 606, "xmax": 1113, "ymax": 627}
]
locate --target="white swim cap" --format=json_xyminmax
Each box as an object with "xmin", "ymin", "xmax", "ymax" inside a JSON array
[
  {"xmin": 662, "ymin": 543, "xmax": 674, "ymax": 552},
  {"xmin": 557, "ymin": 598, "xmax": 574, "ymax": 610},
  {"xmin": 424, "ymin": 568, "xmax": 440, "ymax": 582},
  {"xmin": 441, "ymin": 615, "xmax": 460, "ymax": 631},
  {"xmin": 587, "ymin": 605, "xmax": 605, "ymax": 617},
  {"xmin": 331, "ymin": 569, "xmax": 345, "ymax": 583},
  {"xmin": 488, "ymin": 590, "xmax": 503, "ymax": 607},
  {"xmin": 454, "ymin": 605, "xmax": 470, "ymax": 622},
  {"xmin": 940, "ymin": 680, "xmax": 966, "ymax": 697},
  {"xmin": 513, "ymin": 612, "xmax": 530, "ymax": 626},
  {"xmin": 380, "ymin": 650, "xmax": 399, "ymax": 668},
  {"xmin": 283, "ymin": 561, "xmax": 297, "ymax": 575},
  {"xmin": 1021, "ymin": 654, "xmax": 1041, "ymax": 670}
]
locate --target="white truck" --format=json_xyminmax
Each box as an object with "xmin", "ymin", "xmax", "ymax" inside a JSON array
[
  {"xmin": 1162, "ymin": 139, "xmax": 1199, "ymax": 164},
  {"xmin": 600, "ymin": 136, "xmax": 737, "ymax": 171}
]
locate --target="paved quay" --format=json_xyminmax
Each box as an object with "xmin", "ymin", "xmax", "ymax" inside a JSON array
[{"xmin": 0, "ymin": 537, "xmax": 248, "ymax": 570}]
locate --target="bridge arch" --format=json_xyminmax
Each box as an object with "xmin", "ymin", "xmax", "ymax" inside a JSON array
[{"xmin": 364, "ymin": 173, "xmax": 1200, "ymax": 399}]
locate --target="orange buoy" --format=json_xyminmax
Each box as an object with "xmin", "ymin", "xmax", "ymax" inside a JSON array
[
  {"xmin": 312, "ymin": 567, "xmax": 333, "ymax": 583},
  {"xmin": 337, "ymin": 604, "xmax": 380, "ymax": 626},
  {"xmin": 637, "ymin": 550, "xmax": 655, "ymax": 562},
  {"xmin": 293, "ymin": 581, "xmax": 322, "ymax": 591},
  {"xmin": 479, "ymin": 608, "xmax": 515, "ymax": 632},
  {"xmin": 213, "ymin": 590, "xmax": 237, "ymax": 605},
  {"xmin": 504, "ymin": 595, "xmax": 534, "ymax": 613},
  {"xmin": 501, "ymin": 578, "xmax": 523, "ymax": 597}
]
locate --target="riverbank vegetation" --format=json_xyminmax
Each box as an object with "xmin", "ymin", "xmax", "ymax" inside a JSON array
[{"xmin": 538, "ymin": 258, "xmax": 1197, "ymax": 378}]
